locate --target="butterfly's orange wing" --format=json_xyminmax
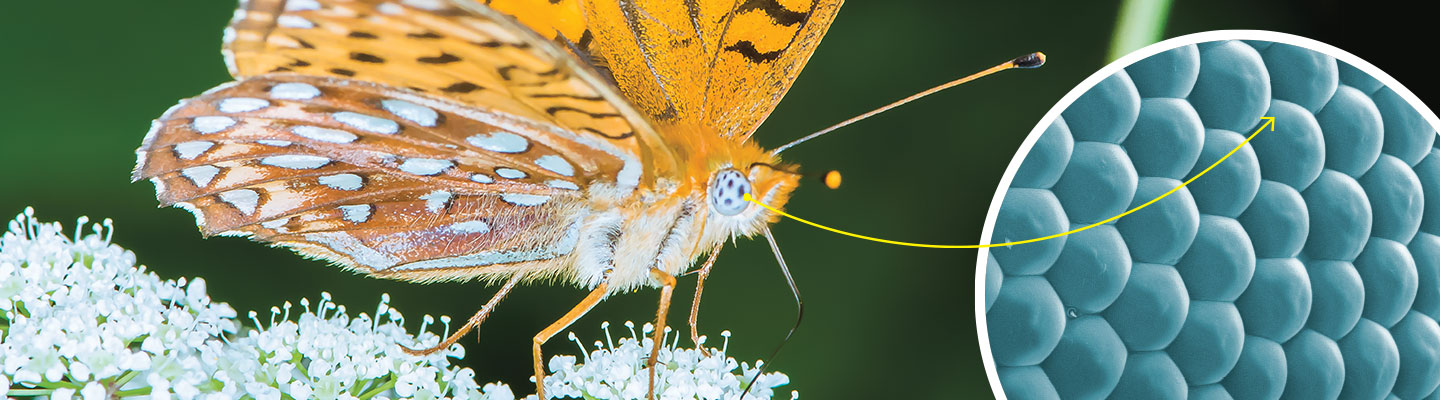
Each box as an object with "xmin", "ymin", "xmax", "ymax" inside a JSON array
[
  {"xmin": 137, "ymin": 0, "xmax": 676, "ymax": 282},
  {"xmin": 579, "ymin": 0, "xmax": 844, "ymax": 140},
  {"xmin": 223, "ymin": 0, "xmax": 676, "ymax": 179},
  {"xmin": 483, "ymin": 0, "xmax": 587, "ymax": 43}
]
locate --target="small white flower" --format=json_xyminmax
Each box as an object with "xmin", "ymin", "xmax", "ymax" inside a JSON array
[
  {"xmin": 173, "ymin": 379, "xmax": 200, "ymax": 399},
  {"xmin": 80, "ymin": 381, "xmax": 107, "ymax": 400}
]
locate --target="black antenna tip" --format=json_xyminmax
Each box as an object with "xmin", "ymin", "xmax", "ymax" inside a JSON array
[{"xmin": 1014, "ymin": 52, "xmax": 1046, "ymax": 68}]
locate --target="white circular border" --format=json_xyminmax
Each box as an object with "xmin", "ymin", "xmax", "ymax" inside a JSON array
[{"xmin": 974, "ymin": 30, "xmax": 1440, "ymax": 399}]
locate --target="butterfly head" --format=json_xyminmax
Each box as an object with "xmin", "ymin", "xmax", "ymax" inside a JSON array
[
  {"xmin": 709, "ymin": 169, "xmax": 752, "ymax": 216},
  {"xmin": 701, "ymin": 161, "xmax": 801, "ymax": 240}
]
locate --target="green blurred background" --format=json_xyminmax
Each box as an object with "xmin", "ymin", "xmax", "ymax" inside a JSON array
[{"xmin": 0, "ymin": 0, "xmax": 1432, "ymax": 398}]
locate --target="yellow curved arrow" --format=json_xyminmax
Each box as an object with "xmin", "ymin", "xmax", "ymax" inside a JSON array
[{"xmin": 747, "ymin": 117, "xmax": 1276, "ymax": 249}]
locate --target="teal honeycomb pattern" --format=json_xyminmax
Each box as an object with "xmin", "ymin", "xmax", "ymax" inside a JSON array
[{"xmin": 985, "ymin": 40, "xmax": 1440, "ymax": 400}]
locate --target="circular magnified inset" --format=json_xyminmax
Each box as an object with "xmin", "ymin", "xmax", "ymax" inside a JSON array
[{"xmin": 978, "ymin": 31, "xmax": 1440, "ymax": 400}]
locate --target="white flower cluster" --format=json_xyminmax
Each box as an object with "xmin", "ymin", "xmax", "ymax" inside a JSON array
[
  {"xmin": 215, "ymin": 292, "xmax": 515, "ymax": 400},
  {"xmin": 1, "ymin": 208, "xmax": 238, "ymax": 399},
  {"xmin": 0, "ymin": 209, "xmax": 510, "ymax": 399},
  {"xmin": 541, "ymin": 322, "xmax": 796, "ymax": 400},
  {"xmin": 0, "ymin": 209, "xmax": 796, "ymax": 400}
]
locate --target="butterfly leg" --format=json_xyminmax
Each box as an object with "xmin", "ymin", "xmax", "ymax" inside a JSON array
[
  {"xmin": 533, "ymin": 280, "xmax": 610, "ymax": 399},
  {"xmin": 687, "ymin": 246, "xmax": 724, "ymax": 357},
  {"xmin": 402, "ymin": 273, "xmax": 523, "ymax": 356},
  {"xmin": 646, "ymin": 268, "xmax": 677, "ymax": 400}
]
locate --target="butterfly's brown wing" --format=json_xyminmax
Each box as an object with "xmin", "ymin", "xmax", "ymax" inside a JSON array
[
  {"xmin": 137, "ymin": 0, "xmax": 675, "ymax": 282},
  {"xmin": 579, "ymin": 0, "xmax": 844, "ymax": 140},
  {"xmin": 137, "ymin": 75, "xmax": 606, "ymax": 282},
  {"xmin": 224, "ymin": 0, "xmax": 676, "ymax": 180}
]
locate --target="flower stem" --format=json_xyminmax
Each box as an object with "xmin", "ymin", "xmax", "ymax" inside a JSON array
[
  {"xmin": 112, "ymin": 369, "xmax": 143, "ymax": 388},
  {"xmin": 357, "ymin": 378, "xmax": 396, "ymax": 399},
  {"xmin": 34, "ymin": 380, "xmax": 84, "ymax": 390},
  {"xmin": 113, "ymin": 386, "xmax": 154, "ymax": 397}
]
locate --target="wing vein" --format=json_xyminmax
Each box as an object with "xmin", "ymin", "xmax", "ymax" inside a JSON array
[{"xmin": 617, "ymin": 0, "xmax": 680, "ymax": 119}]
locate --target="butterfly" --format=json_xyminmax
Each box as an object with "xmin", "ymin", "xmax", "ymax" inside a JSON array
[{"xmin": 133, "ymin": 0, "xmax": 843, "ymax": 396}]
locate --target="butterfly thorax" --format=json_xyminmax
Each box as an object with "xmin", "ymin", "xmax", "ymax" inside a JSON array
[{"xmin": 567, "ymin": 123, "xmax": 798, "ymax": 293}]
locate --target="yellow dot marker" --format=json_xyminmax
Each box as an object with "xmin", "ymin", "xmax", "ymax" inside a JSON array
[
  {"xmin": 823, "ymin": 170, "xmax": 842, "ymax": 190},
  {"xmin": 747, "ymin": 117, "xmax": 1276, "ymax": 249}
]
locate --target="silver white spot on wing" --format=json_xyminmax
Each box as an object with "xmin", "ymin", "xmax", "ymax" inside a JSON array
[
  {"xmin": 291, "ymin": 125, "xmax": 358, "ymax": 143},
  {"xmin": 388, "ymin": 220, "xmax": 580, "ymax": 271},
  {"xmin": 318, "ymin": 173, "xmax": 364, "ymax": 191},
  {"xmin": 535, "ymin": 155, "xmax": 574, "ymax": 177},
  {"xmin": 173, "ymin": 141, "xmax": 214, "ymax": 160},
  {"xmin": 495, "ymin": 168, "xmax": 526, "ymax": 179},
  {"xmin": 501, "ymin": 194, "xmax": 549, "ymax": 206},
  {"xmin": 400, "ymin": 158, "xmax": 453, "ymax": 176},
  {"xmin": 338, "ymin": 204, "xmax": 372, "ymax": 223},
  {"xmin": 269, "ymin": 82, "xmax": 321, "ymax": 100},
  {"xmin": 284, "ymin": 0, "xmax": 321, "ymax": 11},
  {"xmin": 286, "ymin": 125, "xmax": 354, "ymax": 144},
  {"xmin": 148, "ymin": 177, "xmax": 167, "ymax": 199},
  {"xmin": 303, "ymin": 231, "xmax": 398, "ymax": 269},
  {"xmin": 261, "ymin": 217, "xmax": 290, "ymax": 232},
  {"xmin": 450, "ymin": 220, "xmax": 490, "ymax": 234},
  {"xmin": 547, "ymin": 180, "xmax": 579, "ymax": 190},
  {"xmin": 420, "ymin": 190, "xmax": 451, "ymax": 213},
  {"xmin": 257, "ymin": 139, "xmax": 293, "ymax": 147},
  {"xmin": 223, "ymin": 51, "xmax": 237, "ymax": 74},
  {"xmin": 261, "ymin": 154, "xmax": 331, "ymax": 170},
  {"xmin": 400, "ymin": 0, "xmax": 446, "ymax": 11},
  {"xmin": 276, "ymin": 15, "xmax": 315, "ymax": 29},
  {"xmin": 181, "ymin": 165, "xmax": 221, "ymax": 187},
  {"xmin": 192, "ymin": 116, "xmax": 237, "ymax": 134},
  {"xmin": 218, "ymin": 189, "xmax": 260, "ymax": 215},
  {"xmin": 466, "ymin": 131, "xmax": 528, "ymax": 153},
  {"xmin": 217, "ymin": 98, "xmax": 269, "ymax": 113},
  {"xmin": 333, "ymin": 112, "xmax": 400, "ymax": 134},
  {"xmin": 175, "ymin": 201, "xmax": 206, "ymax": 227},
  {"xmin": 381, "ymin": 99, "xmax": 439, "ymax": 127},
  {"xmin": 470, "ymin": 173, "xmax": 494, "ymax": 184},
  {"xmin": 377, "ymin": 2, "xmax": 403, "ymax": 14},
  {"xmin": 143, "ymin": 120, "xmax": 163, "ymax": 146}
]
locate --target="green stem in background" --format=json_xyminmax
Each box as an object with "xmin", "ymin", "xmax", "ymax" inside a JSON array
[
  {"xmin": 111, "ymin": 369, "xmax": 143, "ymax": 389},
  {"xmin": 33, "ymin": 380, "xmax": 83, "ymax": 390},
  {"xmin": 113, "ymin": 386, "xmax": 154, "ymax": 397},
  {"xmin": 1108, "ymin": 0, "xmax": 1174, "ymax": 61},
  {"xmin": 357, "ymin": 378, "xmax": 396, "ymax": 400}
]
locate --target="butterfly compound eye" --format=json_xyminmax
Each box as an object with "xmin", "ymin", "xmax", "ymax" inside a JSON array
[{"xmin": 709, "ymin": 169, "xmax": 752, "ymax": 216}]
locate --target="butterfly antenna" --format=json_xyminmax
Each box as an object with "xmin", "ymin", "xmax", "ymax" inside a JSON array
[
  {"xmin": 740, "ymin": 226, "xmax": 804, "ymax": 400},
  {"xmin": 771, "ymin": 52, "xmax": 1045, "ymax": 155}
]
